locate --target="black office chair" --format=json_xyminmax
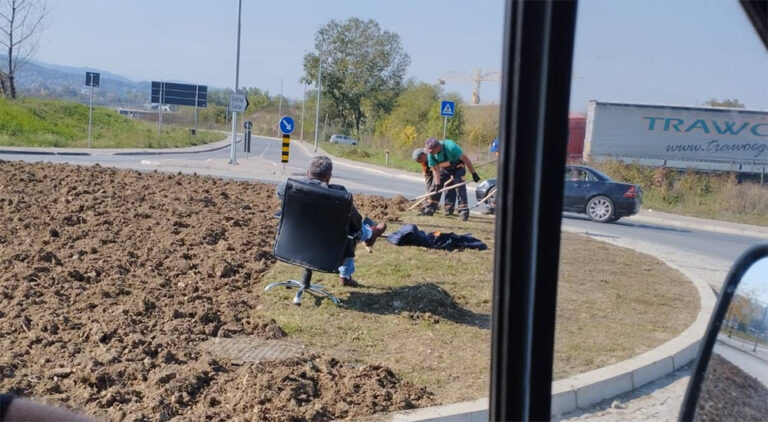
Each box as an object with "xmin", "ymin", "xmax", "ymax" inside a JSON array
[{"xmin": 264, "ymin": 178, "xmax": 356, "ymax": 305}]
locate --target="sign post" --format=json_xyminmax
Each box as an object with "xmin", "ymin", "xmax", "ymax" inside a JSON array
[
  {"xmin": 280, "ymin": 116, "xmax": 295, "ymax": 172},
  {"xmin": 243, "ymin": 120, "xmax": 252, "ymax": 158},
  {"xmin": 229, "ymin": 92, "xmax": 248, "ymax": 163},
  {"xmin": 440, "ymin": 100, "xmax": 455, "ymax": 139},
  {"xmin": 85, "ymin": 72, "xmax": 100, "ymax": 148}
]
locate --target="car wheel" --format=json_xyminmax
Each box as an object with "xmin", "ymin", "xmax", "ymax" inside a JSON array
[{"xmin": 586, "ymin": 195, "xmax": 614, "ymax": 223}]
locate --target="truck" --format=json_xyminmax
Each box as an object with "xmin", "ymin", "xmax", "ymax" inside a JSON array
[{"xmin": 568, "ymin": 101, "xmax": 768, "ymax": 174}]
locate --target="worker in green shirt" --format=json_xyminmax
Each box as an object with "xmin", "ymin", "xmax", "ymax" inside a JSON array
[{"xmin": 424, "ymin": 137, "xmax": 481, "ymax": 221}]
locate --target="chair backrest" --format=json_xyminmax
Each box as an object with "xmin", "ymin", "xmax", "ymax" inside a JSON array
[{"xmin": 273, "ymin": 178, "xmax": 353, "ymax": 273}]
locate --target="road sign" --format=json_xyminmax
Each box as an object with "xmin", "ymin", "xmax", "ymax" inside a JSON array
[
  {"xmin": 229, "ymin": 93, "xmax": 248, "ymax": 112},
  {"xmin": 85, "ymin": 72, "xmax": 100, "ymax": 87},
  {"xmin": 279, "ymin": 116, "xmax": 295, "ymax": 135},
  {"xmin": 244, "ymin": 120, "xmax": 252, "ymax": 130},
  {"xmin": 282, "ymin": 134, "xmax": 290, "ymax": 163},
  {"xmin": 440, "ymin": 100, "xmax": 455, "ymax": 117},
  {"xmin": 151, "ymin": 82, "xmax": 207, "ymax": 107}
]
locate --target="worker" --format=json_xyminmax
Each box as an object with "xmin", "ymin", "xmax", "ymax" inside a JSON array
[
  {"xmin": 411, "ymin": 148, "xmax": 456, "ymax": 216},
  {"xmin": 423, "ymin": 138, "xmax": 481, "ymax": 221},
  {"xmin": 277, "ymin": 156, "xmax": 386, "ymax": 287}
]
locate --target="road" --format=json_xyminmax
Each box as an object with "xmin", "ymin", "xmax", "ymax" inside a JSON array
[
  {"xmin": 1, "ymin": 134, "xmax": 764, "ymax": 267},
  {"xmin": 714, "ymin": 340, "xmax": 768, "ymax": 387}
]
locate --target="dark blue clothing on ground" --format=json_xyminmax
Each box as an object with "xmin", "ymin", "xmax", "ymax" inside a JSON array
[{"xmin": 386, "ymin": 224, "xmax": 487, "ymax": 251}]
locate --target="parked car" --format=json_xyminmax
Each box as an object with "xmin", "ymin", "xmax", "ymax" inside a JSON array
[
  {"xmin": 328, "ymin": 134, "xmax": 358, "ymax": 146},
  {"xmin": 475, "ymin": 165, "xmax": 642, "ymax": 223}
]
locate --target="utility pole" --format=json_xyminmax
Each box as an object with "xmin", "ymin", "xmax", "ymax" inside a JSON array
[
  {"xmin": 313, "ymin": 43, "xmax": 322, "ymax": 152},
  {"xmin": 300, "ymin": 82, "xmax": 306, "ymax": 141},
  {"xmin": 229, "ymin": 0, "xmax": 243, "ymax": 165},
  {"xmin": 279, "ymin": 78, "xmax": 283, "ymax": 117}
]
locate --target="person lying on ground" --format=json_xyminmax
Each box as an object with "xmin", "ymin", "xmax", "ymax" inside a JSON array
[{"xmin": 276, "ymin": 156, "xmax": 386, "ymax": 287}]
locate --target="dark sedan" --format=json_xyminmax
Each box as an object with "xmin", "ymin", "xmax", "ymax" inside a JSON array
[{"xmin": 475, "ymin": 165, "xmax": 642, "ymax": 223}]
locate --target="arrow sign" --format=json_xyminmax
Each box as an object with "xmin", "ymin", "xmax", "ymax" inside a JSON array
[
  {"xmin": 440, "ymin": 100, "xmax": 455, "ymax": 117},
  {"xmin": 279, "ymin": 116, "xmax": 295, "ymax": 134}
]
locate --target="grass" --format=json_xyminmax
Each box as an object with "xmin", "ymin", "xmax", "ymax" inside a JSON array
[
  {"xmin": 593, "ymin": 160, "xmax": 768, "ymax": 227},
  {"xmin": 259, "ymin": 212, "xmax": 698, "ymax": 404},
  {"xmin": 0, "ymin": 97, "xmax": 226, "ymax": 148}
]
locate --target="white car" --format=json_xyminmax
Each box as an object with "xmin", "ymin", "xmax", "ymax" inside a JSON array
[{"xmin": 329, "ymin": 134, "xmax": 358, "ymax": 146}]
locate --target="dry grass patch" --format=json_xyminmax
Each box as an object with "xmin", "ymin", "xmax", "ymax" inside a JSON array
[{"xmin": 261, "ymin": 213, "xmax": 699, "ymax": 404}]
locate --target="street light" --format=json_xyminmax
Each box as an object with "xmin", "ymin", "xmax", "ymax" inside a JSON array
[
  {"xmin": 229, "ymin": 0, "xmax": 243, "ymax": 165},
  {"xmin": 313, "ymin": 42, "xmax": 323, "ymax": 152},
  {"xmin": 300, "ymin": 82, "xmax": 306, "ymax": 141}
]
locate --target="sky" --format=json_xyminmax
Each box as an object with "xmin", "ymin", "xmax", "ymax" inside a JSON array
[{"xmin": 34, "ymin": 0, "xmax": 768, "ymax": 111}]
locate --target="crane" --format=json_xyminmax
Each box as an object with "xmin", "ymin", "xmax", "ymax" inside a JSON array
[{"xmin": 437, "ymin": 68, "xmax": 502, "ymax": 105}]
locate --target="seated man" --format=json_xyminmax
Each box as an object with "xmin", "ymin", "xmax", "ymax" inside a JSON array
[{"xmin": 277, "ymin": 156, "xmax": 386, "ymax": 287}]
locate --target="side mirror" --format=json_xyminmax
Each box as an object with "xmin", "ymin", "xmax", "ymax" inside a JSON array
[{"xmin": 680, "ymin": 243, "xmax": 768, "ymax": 421}]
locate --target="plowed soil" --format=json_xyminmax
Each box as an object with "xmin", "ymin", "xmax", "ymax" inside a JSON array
[{"xmin": 0, "ymin": 161, "xmax": 426, "ymax": 421}]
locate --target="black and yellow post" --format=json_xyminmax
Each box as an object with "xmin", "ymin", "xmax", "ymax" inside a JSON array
[{"xmin": 281, "ymin": 134, "xmax": 290, "ymax": 170}]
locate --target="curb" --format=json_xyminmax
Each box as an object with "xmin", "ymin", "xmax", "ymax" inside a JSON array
[
  {"xmin": 627, "ymin": 212, "xmax": 768, "ymax": 240},
  {"xmin": 386, "ymin": 230, "xmax": 717, "ymax": 421},
  {"xmin": 0, "ymin": 136, "xmax": 236, "ymax": 157}
]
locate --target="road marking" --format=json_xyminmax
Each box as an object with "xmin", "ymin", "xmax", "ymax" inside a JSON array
[{"xmin": 257, "ymin": 139, "xmax": 271, "ymax": 158}]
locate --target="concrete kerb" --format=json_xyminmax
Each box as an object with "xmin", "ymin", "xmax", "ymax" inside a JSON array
[
  {"xmin": 627, "ymin": 211, "xmax": 768, "ymax": 241},
  {"xmin": 385, "ymin": 229, "xmax": 717, "ymax": 421},
  {"xmin": 0, "ymin": 136, "xmax": 238, "ymax": 157}
]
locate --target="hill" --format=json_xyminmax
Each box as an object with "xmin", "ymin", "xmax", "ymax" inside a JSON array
[{"xmin": 0, "ymin": 97, "xmax": 225, "ymax": 148}]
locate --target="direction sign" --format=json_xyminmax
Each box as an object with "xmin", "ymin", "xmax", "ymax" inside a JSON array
[
  {"xmin": 279, "ymin": 116, "xmax": 295, "ymax": 134},
  {"xmin": 151, "ymin": 82, "xmax": 207, "ymax": 107},
  {"xmin": 85, "ymin": 72, "xmax": 100, "ymax": 87},
  {"xmin": 244, "ymin": 120, "xmax": 253, "ymax": 130},
  {"xmin": 229, "ymin": 93, "xmax": 248, "ymax": 112},
  {"xmin": 440, "ymin": 100, "xmax": 455, "ymax": 117}
]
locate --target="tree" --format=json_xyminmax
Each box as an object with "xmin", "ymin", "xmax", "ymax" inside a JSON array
[
  {"xmin": 703, "ymin": 98, "xmax": 745, "ymax": 109},
  {"xmin": 0, "ymin": 0, "xmax": 47, "ymax": 99},
  {"xmin": 302, "ymin": 18, "xmax": 410, "ymax": 134}
]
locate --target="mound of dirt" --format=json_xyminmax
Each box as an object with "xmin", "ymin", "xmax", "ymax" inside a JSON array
[{"xmin": 0, "ymin": 161, "xmax": 428, "ymax": 420}]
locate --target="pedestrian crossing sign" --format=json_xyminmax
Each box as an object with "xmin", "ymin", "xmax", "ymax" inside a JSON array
[{"xmin": 441, "ymin": 100, "xmax": 455, "ymax": 117}]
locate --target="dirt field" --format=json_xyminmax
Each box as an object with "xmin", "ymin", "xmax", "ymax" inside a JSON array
[
  {"xmin": 0, "ymin": 162, "xmax": 426, "ymax": 421},
  {"xmin": 695, "ymin": 353, "xmax": 768, "ymax": 421},
  {"xmin": 0, "ymin": 161, "xmax": 698, "ymax": 420}
]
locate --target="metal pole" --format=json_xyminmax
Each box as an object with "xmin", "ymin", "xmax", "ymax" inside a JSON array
[
  {"xmin": 159, "ymin": 81, "xmax": 164, "ymax": 136},
  {"xmin": 88, "ymin": 76, "xmax": 94, "ymax": 148},
  {"xmin": 443, "ymin": 116, "xmax": 447, "ymax": 139},
  {"xmin": 313, "ymin": 44, "xmax": 322, "ymax": 152},
  {"xmin": 229, "ymin": 0, "xmax": 243, "ymax": 165},
  {"xmin": 322, "ymin": 113, "xmax": 328, "ymax": 144},
  {"xmin": 300, "ymin": 83, "xmax": 306, "ymax": 141},
  {"xmin": 194, "ymin": 85, "xmax": 199, "ymax": 133},
  {"xmin": 279, "ymin": 78, "xmax": 283, "ymax": 117}
]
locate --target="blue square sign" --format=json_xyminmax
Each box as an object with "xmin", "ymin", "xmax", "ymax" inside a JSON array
[{"xmin": 440, "ymin": 100, "xmax": 455, "ymax": 117}]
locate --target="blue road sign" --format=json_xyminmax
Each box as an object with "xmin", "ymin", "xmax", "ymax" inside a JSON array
[
  {"xmin": 440, "ymin": 100, "xmax": 455, "ymax": 117},
  {"xmin": 279, "ymin": 116, "xmax": 295, "ymax": 134},
  {"xmin": 151, "ymin": 81, "xmax": 207, "ymax": 107},
  {"xmin": 85, "ymin": 72, "xmax": 100, "ymax": 87}
]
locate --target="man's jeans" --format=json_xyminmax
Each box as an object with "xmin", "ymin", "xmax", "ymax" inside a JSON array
[{"xmin": 339, "ymin": 223, "xmax": 373, "ymax": 278}]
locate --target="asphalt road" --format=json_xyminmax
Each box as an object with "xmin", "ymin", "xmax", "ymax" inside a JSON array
[
  {"xmin": 1, "ymin": 135, "xmax": 765, "ymax": 266},
  {"xmin": 714, "ymin": 340, "xmax": 768, "ymax": 387}
]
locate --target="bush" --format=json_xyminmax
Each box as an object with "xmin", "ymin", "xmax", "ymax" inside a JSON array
[{"xmin": 592, "ymin": 160, "xmax": 768, "ymax": 226}]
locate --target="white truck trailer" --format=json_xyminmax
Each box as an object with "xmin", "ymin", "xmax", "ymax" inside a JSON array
[{"xmin": 583, "ymin": 101, "xmax": 768, "ymax": 175}]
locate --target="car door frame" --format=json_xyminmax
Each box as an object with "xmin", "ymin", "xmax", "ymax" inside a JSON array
[
  {"xmin": 489, "ymin": 0, "xmax": 577, "ymax": 420},
  {"xmin": 490, "ymin": 0, "xmax": 767, "ymax": 421}
]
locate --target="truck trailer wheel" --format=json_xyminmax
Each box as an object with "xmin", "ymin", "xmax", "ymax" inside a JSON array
[{"xmin": 586, "ymin": 195, "xmax": 615, "ymax": 223}]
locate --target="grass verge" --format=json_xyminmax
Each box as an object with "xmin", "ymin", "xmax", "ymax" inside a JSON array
[
  {"xmin": 0, "ymin": 97, "xmax": 226, "ymax": 148},
  {"xmin": 260, "ymin": 212, "xmax": 698, "ymax": 404},
  {"xmin": 593, "ymin": 160, "xmax": 768, "ymax": 227}
]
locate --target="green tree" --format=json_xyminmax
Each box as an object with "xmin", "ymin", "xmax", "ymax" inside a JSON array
[
  {"xmin": 703, "ymin": 98, "xmax": 745, "ymax": 109},
  {"xmin": 302, "ymin": 18, "xmax": 410, "ymax": 134}
]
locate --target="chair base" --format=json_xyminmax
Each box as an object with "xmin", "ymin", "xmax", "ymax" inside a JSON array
[{"xmin": 264, "ymin": 268, "xmax": 339, "ymax": 306}]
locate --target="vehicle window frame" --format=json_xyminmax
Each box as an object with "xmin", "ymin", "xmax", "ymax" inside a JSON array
[{"xmin": 490, "ymin": 0, "xmax": 578, "ymax": 420}]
